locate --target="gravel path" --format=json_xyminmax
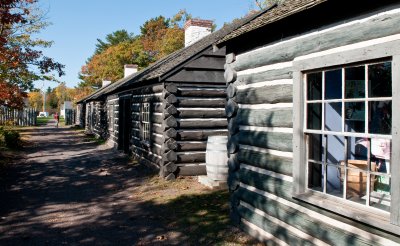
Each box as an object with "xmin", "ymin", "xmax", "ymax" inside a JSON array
[{"xmin": 0, "ymin": 121, "xmax": 171, "ymax": 245}]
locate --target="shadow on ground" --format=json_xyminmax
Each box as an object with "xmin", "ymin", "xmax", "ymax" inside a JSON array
[{"xmin": 0, "ymin": 125, "xmax": 256, "ymax": 245}]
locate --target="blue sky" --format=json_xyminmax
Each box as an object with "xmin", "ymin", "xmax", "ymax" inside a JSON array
[{"xmin": 36, "ymin": 0, "xmax": 256, "ymax": 89}]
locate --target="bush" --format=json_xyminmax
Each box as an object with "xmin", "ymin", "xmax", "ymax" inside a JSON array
[{"xmin": 0, "ymin": 127, "xmax": 21, "ymax": 149}]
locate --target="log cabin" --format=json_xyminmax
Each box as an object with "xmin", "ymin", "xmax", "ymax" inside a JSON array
[
  {"xmin": 214, "ymin": 0, "xmax": 400, "ymax": 244},
  {"xmin": 84, "ymin": 18, "xmax": 260, "ymax": 179},
  {"xmin": 75, "ymin": 80, "xmax": 113, "ymax": 138}
]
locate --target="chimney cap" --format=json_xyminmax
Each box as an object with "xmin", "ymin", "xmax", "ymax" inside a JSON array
[{"xmin": 184, "ymin": 19, "xmax": 213, "ymax": 30}]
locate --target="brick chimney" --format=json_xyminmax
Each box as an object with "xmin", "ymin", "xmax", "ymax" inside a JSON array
[
  {"xmin": 124, "ymin": 64, "xmax": 138, "ymax": 78},
  {"xmin": 184, "ymin": 19, "xmax": 213, "ymax": 47}
]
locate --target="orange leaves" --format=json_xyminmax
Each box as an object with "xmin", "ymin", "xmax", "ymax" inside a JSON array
[
  {"xmin": 80, "ymin": 12, "xmax": 186, "ymax": 88},
  {"xmin": 0, "ymin": 82, "xmax": 26, "ymax": 109},
  {"xmin": 0, "ymin": 0, "xmax": 64, "ymax": 105}
]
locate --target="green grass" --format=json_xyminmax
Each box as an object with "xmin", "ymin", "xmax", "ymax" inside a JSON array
[
  {"xmin": 84, "ymin": 134, "xmax": 106, "ymax": 145},
  {"xmin": 36, "ymin": 116, "xmax": 53, "ymax": 126}
]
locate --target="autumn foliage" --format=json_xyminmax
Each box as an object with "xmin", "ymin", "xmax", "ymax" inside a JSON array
[
  {"xmin": 0, "ymin": 0, "xmax": 64, "ymax": 108},
  {"xmin": 0, "ymin": 82, "xmax": 26, "ymax": 109},
  {"xmin": 79, "ymin": 11, "xmax": 190, "ymax": 88}
]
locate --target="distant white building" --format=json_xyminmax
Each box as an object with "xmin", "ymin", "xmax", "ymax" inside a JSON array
[{"xmin": 60, "ymin": 101, "xmax": 72, "ymax": 117}]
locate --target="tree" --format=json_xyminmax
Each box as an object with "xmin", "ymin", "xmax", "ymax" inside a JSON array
[
  {"xmin": 140, "ymin": 11, "xmax": 190, "ymax": 61},
  {"xmin": 27, "ymin": 90, "xmax": 43, "ymax": 110},
  {"xmin": 0, "ymin": 82, "xmax": 26, "ymax": 109},
  {"xmin": 93, "ymin": 29, "xmax": 136, "ymax": 56},
  {"xmin": 0, "ymin": 0, "xmax": 65, "ymax": 108},
  {"xmin": 80, "ymin": 39, "xmax": 151, "ymax": 88},
  {"xmin": 54, "ymin": 82, "xmax": 68, "ymax": 108},
  {"xmin": 79, "ymin": 10, "xmax": 188, "ymax": 88}
]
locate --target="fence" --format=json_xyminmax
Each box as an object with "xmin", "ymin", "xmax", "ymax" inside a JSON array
[
  {"xmin": 0, "ymin": 107, "xmax": 37, "ymax": 126},
  {"xmin": 65, "ymin": 109, "xmax": 76, "ymax": 126}
]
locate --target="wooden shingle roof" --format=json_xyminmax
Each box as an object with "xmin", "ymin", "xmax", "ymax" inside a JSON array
[
  {"xmin": 84, "ymin": 11, "xmax": 269, "ymax": 101},
  {"xmin": 216, "ymin": 0, "xmax": 327, "ymax": 45},
  {"xmin": 81, "ymin": 0, "xmax": 328, "ymax": 102}
]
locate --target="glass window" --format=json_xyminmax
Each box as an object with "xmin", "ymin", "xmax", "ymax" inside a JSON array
[
  {"xmin": 108, "ymin": 104, "xmax": 114, "ymax": 131},
  {"xmin": 141, "ymin": 103, "xmax": 151, "ymax": 143},
  {"xmin": 345, "ymin": 66, "xmax": 365, "ymax": 99},
  {"xmin": 305, "ymin": 61, "xmax": 392, "ymax": 212},
  {"xmin": 325, "ymin": 69, "xmax": 342, "ymax": 100}
]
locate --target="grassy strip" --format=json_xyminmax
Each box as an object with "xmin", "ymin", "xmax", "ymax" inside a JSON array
[{"xmin": 36, "ymin": 116, "xmax": 53, "ymax": 126}]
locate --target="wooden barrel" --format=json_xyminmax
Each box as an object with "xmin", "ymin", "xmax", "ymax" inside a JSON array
[{"xmin": 206, "ymin": 136, "xmax": 228, "ymax": 181}]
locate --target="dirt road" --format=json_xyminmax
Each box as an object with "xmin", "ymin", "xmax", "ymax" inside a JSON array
[{"xmin": 0, "ymin": 121, "xmax": 172, "ymax": 245}]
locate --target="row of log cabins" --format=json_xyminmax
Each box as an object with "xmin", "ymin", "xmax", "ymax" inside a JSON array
[
  {"xmin": 77, "ymin": 0, "xmax": 400, "ymax": 244},
  {"xmin": 76, "ymin": 18, "xmax": 257, "ymax": 179}
]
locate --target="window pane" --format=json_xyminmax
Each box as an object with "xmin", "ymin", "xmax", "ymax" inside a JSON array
[
  {"xmin": 346, "ymin": 168, "xmax": 367, "ymax": 205},
  {"xmin": 347, "ymin": 137, "xmax": 368, "ymax": 171},
  {"xmin": 369, "ymin": 101, "xmax": 391, "ymax": 134},
  {"xmin": 368, "ymin": 62, "xmax": 392, "ymax": 98},
  {"xmin": 307, "ymin": 72, "xmax": 322, "ymax": 100},
  {"xmin": 370, "ymin": 174, "xmax": 391, "ymax": 212},
  {"xmin": 345, "ymin": 66, "xmax": 365, "ymax": 99},
  {"xmin": 345, "ymin": 102, "xmax": 365, "ymax": 133},
  {"xmin": 307, "ymin": 103, "xmax": 322, "ymax": 130},
  {"xmin": 371, "ymin": 138, "xmax": 391, "ymax": 173},
  {"xmin": 327, "ymin": 164, "xmax": 343, "ymax": 198},
  {"xmin": 327, "ymin": 135, "xmax": 345, "ymax": 165},
  {"xmin": 325, "ymin": 102, "xmax": 342, "ymax": 132},
  {"xmin": 325, "ymin": 69, "xmax": 342, "ymax": 100},
  {"xmin": 308, "ymin": 162, "xmax": 323, "ymax": 192},
  {"xmin": 308, "ymin": 134, "xmax": 323, "ymax": 162}
]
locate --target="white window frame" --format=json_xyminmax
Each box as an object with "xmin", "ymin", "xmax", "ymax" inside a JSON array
[
  {"xmin": 140, "ymin": 102, "xmax": 151, "ymax": 144},
  {"xmin": 293, "ymin": 37, "xmax": 400, "ymax": 234},
  {"xmin": 108, "ymin": 104, "xmax": 114, "ymax": 131}
]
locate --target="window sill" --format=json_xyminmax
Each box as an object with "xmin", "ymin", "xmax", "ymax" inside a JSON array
[{"xmin": 293, "ymin": 191, "xmax": 399, "ymax": 235}]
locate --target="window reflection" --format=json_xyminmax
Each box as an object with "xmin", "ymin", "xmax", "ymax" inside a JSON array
[
  {"xmin": 325, "ymin": 69, "xmax": 342, "ymax": 100},
  {"xmin": 307, "ymin": 72, "xmax": 322, "ymax": 100},
  {"xmin": 345, "ymin": 102, "xmax": 365, "ymax": 133},
  {"xmin": 345, "ymin": 66, "xmax": 365, "ymax": 99},
  {"xmin": 369, "ymin": 62, "xmax": 392, "ymax": 98},
  {"xmin": 369, "ymin": 101, "xmax": 391, "ymax": 135},
  {"xmin": 307, "ymin": 103, "xmax": 322, "ymax": 130}
]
